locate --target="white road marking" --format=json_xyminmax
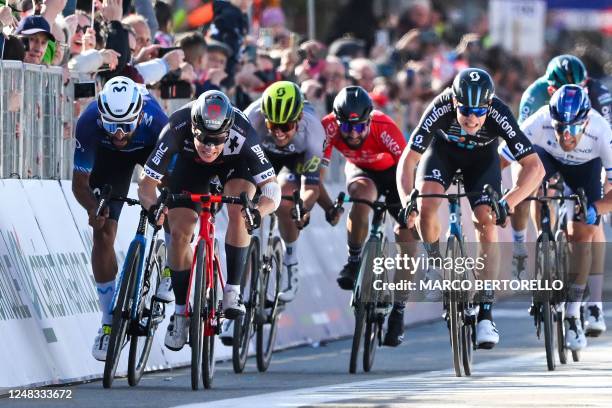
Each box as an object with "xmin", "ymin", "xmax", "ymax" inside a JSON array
[{"xmin": 173, "ymin": 340, "xmax": 612, "ymax": 408}]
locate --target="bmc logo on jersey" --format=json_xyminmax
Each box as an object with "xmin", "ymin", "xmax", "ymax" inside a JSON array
[
  {"xmin": 152, "ymin": 143, "xmax": 168, "ymax": 165},
  {"xmin": 251, "ymin": 144, "xmax": 269, "ymax": 164}
]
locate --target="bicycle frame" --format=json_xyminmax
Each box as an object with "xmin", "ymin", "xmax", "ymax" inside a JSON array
[{"xmin": 183, "ymin": 195, "xmax": 226, "ymax": 335}]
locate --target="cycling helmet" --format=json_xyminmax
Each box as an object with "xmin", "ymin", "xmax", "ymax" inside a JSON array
[
  {"xmin": 191, "ymin": 90, "xmax": 235, "ymax": 136},
  {"xmin": 546, "ymin": 55, "xmax": 587, "ymax": 89},
  {"xmin": 261, "ymin": 81, "xmax": 304, "ymax": 124},
  {"xmin": 97, "ymin": 76, "xmax": 143, "ymax": 123},
  {"xmin": 333, "ymin": 86, "xmax": 373, "ymax": 123},
  {"xmin": 452, "ymin": 68, "xmax": 495, "ymax": 107},
  {"xmin": 549, "ymin": 84, "xmax": 590, "ymax": 124}
]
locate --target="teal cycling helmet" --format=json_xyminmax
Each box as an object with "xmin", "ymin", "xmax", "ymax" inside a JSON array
[{"xmin": 545, "ymin": 54, "xmax": 587, "ymax": 89}]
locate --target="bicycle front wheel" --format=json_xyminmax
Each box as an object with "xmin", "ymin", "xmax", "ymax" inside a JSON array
[
  {"xmin": 363, "ymin": 237, "xmax": 387, "ymax": 373},
  {"xmin": 191, "ymin": 241, "xmax": 206, "ymax": 391},
  {"xmin": 103, "ymin": 241, "xmax": 140, "ymax": 388},
  {"xmin": 202, "ymin": 239, "xmax": 221, "ymax": 389},
  {"xmin": 538, "ymin": 235, "xmax": 556, "ymax": 371},
  {"xmin": 128, "ymin": 239, "xmax": 166, "ymax": 386},
  {"xmin": 445, "ymin": 236, "xmax": 463, "ymax": 377},
  {"xmin": 256, "ymin": 236, "xmax": 282, "ymax": 372}
]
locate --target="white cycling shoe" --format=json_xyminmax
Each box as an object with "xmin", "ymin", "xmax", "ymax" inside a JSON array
[
  {"xmin": 92, "ymin": 325, "xmax": 111, "ymax": 361},
  {"xmin": 165, "ymin": 313, "xmax": 190, "ymax": 351},
  {"xmin": 424, "ymin": 267, "xmax": 443, "ymax": 302},
  {"xmin": 155, "ymin": 268, "xmax": 175, "ymax": 303},
  {"xmin": 565, "ymin": 316, "xmax": 587, "ymax": 351},
  {"xmin": 220, "ymin": 319, "xmax": 234, "ymax": 346},
  {"xmin": 279, "ymin": 264, "xmax": 299, "ymax": 303},
  {"xmin": 585, "ymin": 305, "xmax": 606, "ymax": 337},
  {"xmin": 223, "ymin": 287, "xmax": 246, "ymax": 320},
  {"xmin": 476, "ymin": 319, "xmax": 499, "ymax": 349}
]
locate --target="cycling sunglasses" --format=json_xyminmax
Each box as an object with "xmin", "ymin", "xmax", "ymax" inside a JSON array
[
  {"xmin": 552, "ymin": 120, "xmax": 586, "ymax": 136},
  {"xmin": 457, "ymin": 105, "xmax": 489, "ymax": 117},
  {"xmin": 76, "ymin": 24, "xmax": 91, "ymax": 34},
  {"xmin": 266, "ymin": 120, "xmax": 297, "ymax": 133},
  {"xmin": 338, "ymin": 121, "xmax": 368, "ymax": 134},
  {"xmin": 194, "ymin": 131, "xmax": 227, "ymax": 146},
  {"xmin": 102, "ymin": 118, "xmax": 139, "ymax": 134}
]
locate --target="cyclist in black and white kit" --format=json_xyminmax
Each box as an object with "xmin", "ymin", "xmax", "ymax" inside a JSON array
[
  {"xmin": 138, "ymin": 90, "xmax": 280, "ymax": 351},
  {"xmin": 397, "ymin": 68, "xmax": 545, "ymax": 349},
  {"xmin": 244, "ymin": 81, "xmax": 326, "ymax": 303}
]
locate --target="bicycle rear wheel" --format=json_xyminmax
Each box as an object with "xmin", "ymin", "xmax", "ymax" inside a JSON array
[
  {"xmin": 191, "ymin": 241, "xmax": 206, "ymax": 391},
  {"xmin": 103, "ymin": 242, "xmax": 140, "ymax": 388},
  {"xmin": 202, "ymin": 240, "xmax": 220, "ymax": 389},
  {"xmin": 446, "ymin": 236, "xmax": 463, "ymax": 377},
  {"xmin": 256, "ymin": 236, "xmax": 282, "ymax": 372},
  {"xmin": 539, "ymin": 235, "xmax": 556, "ymax": 371},
  {"xmin": 233, "ymin": 238, "xmax": 259, "ymax": 373},
  {"xmin": 554, "ymin": 230, "xmax": 568, "ymax": 364}
]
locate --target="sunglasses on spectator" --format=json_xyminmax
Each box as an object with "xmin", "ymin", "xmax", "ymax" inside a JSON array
[
  {"xmin": 102, "ymin": 118, "xmax": 139, "ymax": 135},
  {"xmin": 457, "ymin": 104, "xmax": 489, "ymax": 117},
  {"xmin": 552, "ymin": 120, "xmax": 586, "ymax": 136},
  {"xmin": 338, "ymin": 121, "xmax": 368, "ymax": 134},
  {"xmin": 266, "ymin": 120, "xmax": 297, "ymax": 133},
  {"xmin": 76, "ymin": 25, "xmax": 90, "ymax": 34}
]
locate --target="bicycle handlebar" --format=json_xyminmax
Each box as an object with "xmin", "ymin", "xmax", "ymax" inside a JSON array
[
  {"xmin": 95, "ymin": 185, "xmax": 141, "ymax": 217},
  {"xmin": 333, "ymin": 192, "xmax": 401, "ymax": 211},
  {"xmin": 523, "ymin": 187, "xmax": 588, "ymax": 220}
]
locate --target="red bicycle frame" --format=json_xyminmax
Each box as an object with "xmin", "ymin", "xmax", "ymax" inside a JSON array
[{"xmin": 183, "ymin": 194, "xmax": 225, "ymax": 336}]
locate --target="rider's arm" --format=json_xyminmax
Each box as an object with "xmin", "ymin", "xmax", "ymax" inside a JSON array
[
  {"xmin": 397, "ymin": 148, "xmax": 422, "ymax": 206},
  {"xmin": 256, "ymin": 178, "xmax": 281, "ymax": 217},
  {"xmin": 299, "ymin": 112, "xmax": 326, "ymax": 209},
  {"xmin": 72, "ymin": 104, "xmax": 99, "ymax": 214},
  {"xmin": 504, "ymin": 153, "xmax": 544, "ymax": 209},
  {"xmin": 592, "ymin": 118, "xmax": 612, "ymax": 214}
]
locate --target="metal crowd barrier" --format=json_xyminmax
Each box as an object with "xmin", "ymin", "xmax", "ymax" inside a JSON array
[{"xmin": 0, "ymin": 62, "xmax": 81, "ymax": 180}]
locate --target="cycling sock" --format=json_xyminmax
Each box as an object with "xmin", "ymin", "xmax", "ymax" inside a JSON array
[
  {"xmin": 96, "ymin": 279, "xmax": 116, "ymax": 326},
  {"xmin": 284, "ymin": 239, "xmax": 298, "ymax": 265},
  {"xmin": 348, "ymin": 242, "xmax": 363, "ymax": 263},
  {"xmin": 174, "ymin": 304, "xmax": 186, "ymax": 315},
  {"xmin": 512, "ymin": 228, "xmax": 527, "ymax": 256},
  {"xmin": 226, "ymin": 243, "xmax": 249, "ymax": 286},
  {"xmin": 478, "ymin": 302, "xmax": 493, "ymax": 322},
  {"xmin": 423, "ymin": 240, "xmax": 442, "ymax": 259},
  {"xmin": 225, "ymin": 284, "xmax": 241, "ymax": 293},
  {"xmin": 587, "ymin": 274, "xmax": 603, "ymax": 304},
  {"xmin": 170, "ymin": 269, "xmax": 190, "ymax": 306},
  {"xmin": 567, "ymin": 284, "xmax": 586, "ymax": 318}
]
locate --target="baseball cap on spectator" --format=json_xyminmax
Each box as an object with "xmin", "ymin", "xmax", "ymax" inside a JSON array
[
  {"xmin": 206, "ymin": 38, "xmax": 233, "ymax": 58},
  {"xmin": 15, "ymin": 15, "xmax": 56, "ymax": 42}
]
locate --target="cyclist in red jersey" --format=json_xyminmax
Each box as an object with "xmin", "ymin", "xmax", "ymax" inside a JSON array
[{"xmin": 318, "ymin": 86, "xmax": 418, "ymax": 347}]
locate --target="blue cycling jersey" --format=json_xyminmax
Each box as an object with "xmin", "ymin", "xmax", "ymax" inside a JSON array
[{"xmin": 73, "ymin": 94, "xmax": 168, "ymax": 173}]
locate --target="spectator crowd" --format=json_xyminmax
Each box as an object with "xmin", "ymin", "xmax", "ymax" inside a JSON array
[{"xmin": 0, "ymin": 0, "xmax": 609, "ymax": 136}]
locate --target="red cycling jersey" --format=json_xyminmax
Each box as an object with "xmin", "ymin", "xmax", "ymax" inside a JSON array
[{"xmin": 321, "ymin": 110, "xmax": 407, "ymax": 171}]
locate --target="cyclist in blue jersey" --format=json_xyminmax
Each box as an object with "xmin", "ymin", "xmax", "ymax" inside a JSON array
[{"xmin": 71, "ymin": 76, "xmax": 168, "ymax": 361}]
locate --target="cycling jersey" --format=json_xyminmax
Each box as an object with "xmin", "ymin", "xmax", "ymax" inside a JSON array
[
  {"xmin": 519, "ymin": 76, "xmax": 612, "ymax": 126},
  {"xmin": 321, "ymin": 110, "xmax": 406, "ymax": 171},
  {"xmin": 143, "ymin": 102, "xmax": 274, "ymax": 185},
  {"xmin": 500, "ymin": 106, "xmax": 612, "ymax": 181},
  {"xmin": 73, "ymin": 94, "xmax": 168, "ymax": 173},
  {"xmin": 409, "ymin": 88, "xmax": 534, "ymax": 161},
  {"xmin": 244, "ymin": 100, "xmax": 325, "ymax": 185}
]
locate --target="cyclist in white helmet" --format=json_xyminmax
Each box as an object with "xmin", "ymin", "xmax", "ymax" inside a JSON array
[{"xmin": 71, "ymin": 76, "xmax": 169, "ymax": 361}]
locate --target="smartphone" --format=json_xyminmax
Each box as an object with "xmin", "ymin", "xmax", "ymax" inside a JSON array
[
  {"xmin": 375, "ymin": 29, "xmax": 389, "ymax": 48},
  {"xmin": 74, "ymin": 82, "xmax": 96, "ymax": 99},
  {"xmin": 158, "ymin": 46, "xmax": 181, "ymax": 58}
]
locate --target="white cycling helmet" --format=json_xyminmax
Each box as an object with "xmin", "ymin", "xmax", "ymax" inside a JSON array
[{"xmin": 97, "ymin": 76, "xmax": 144, "ymax": 125}]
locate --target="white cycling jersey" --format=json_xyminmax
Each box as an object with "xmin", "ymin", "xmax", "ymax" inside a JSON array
[{"xmin": 499, "ymin": 105, "xmax": 612, "ymax": 183}]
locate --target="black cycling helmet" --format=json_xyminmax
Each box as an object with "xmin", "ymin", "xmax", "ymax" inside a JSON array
[
  {"xmin": 191, "ymin": 90, "xmax": 235, "ymax": 136},
  {"xmin": 333, "ymin": 86, "xmax": 373, "ymax": 123},
  {"xmin": 546, "ymin": 54, "xmax": 587, "ymax": 89},
  {"xmin": 452, "ymin": 68, "xmax": 495, "ymax": 107}
]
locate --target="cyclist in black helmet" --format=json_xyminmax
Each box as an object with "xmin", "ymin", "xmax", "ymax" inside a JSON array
[
  {"xmin": 138, "ymin": 90, "xmax": 281, "ymax": 352},
  {"xmin": 398, "ymin": 68, "xmax": 545, "ymax": 350}
]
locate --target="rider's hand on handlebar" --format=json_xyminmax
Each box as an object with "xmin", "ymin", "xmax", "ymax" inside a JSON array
[
  {"xmin": 494, "ymin": 198, "xmax": 511, "ymax": 227},
  {"xmin": 88, "ymin": 206, "xmax": 109, "ymax": 230},
  {"xmin": 399, "ymin": 206, "xmax": 418, "ymax": 229},
  {"xmin": 242, "ymin": 207, "xmax": 261, "ymax": 233},
  {"xmin": 147, "ymin": 204, "xmax": 167, "ymax": 227},
  {"xmin": 293, "ymin": 209, "xmax": 311, "ymax": 229},
  {"xmin": 325, "ymin": 205, "xmax": 344, "ymax": 226}
]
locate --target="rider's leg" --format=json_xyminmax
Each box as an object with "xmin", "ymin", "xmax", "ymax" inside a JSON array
[
  {"xmin": 223, "ymin": 177, "xmax": 257, "ymax": 318},
  {"xmin": 276, "ymin": 175, "xmax": 301, "ymax": 301},
  {"xmin": 167, "ymin": 208, "xmax": 198, "ymax": 315},
  {"xmin": 510, "ymin": 161, "xmax": 530, "ymax": 258},
  {"xmin": 92, "ymin": 220, "xmax": 119, "ymax": 326}
]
